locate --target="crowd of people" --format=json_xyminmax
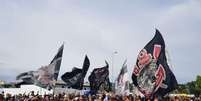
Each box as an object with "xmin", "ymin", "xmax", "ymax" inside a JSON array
[{"xmin": 0, "ymin": 91, "xmax": 198, "ymax": 101}]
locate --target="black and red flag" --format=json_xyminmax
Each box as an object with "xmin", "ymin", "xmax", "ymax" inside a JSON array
[
  {"xmin": 61, "ymin": 55, "xmax": 90, "ymax": 90},
  {"xmin": 132, "ymin": 29, "xmax": 177, "ymax": 97}
]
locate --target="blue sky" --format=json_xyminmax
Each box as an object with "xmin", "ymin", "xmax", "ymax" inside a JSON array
[{"xmin": 0, "ymin": 0, "xmax": 200, "ymax": 84}]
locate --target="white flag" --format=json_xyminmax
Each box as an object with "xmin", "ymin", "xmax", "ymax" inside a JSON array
[{"xmin": 115, "ymin": 60, "xmax": 130, "ymax": 95}]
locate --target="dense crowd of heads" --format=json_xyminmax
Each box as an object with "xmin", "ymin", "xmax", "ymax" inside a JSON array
[{"xmin": 0, "ymin": 91, "xmax": 198, "ymax": 101}]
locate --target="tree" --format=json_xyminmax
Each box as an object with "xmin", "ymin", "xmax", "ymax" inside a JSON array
[
  {"xmin": 186, "ymin": 75, "xmax": 201, "ymax": 97},
  {"xmin": 0, "ymin": 84, "xmax": 16, "ymax": 88},
  {"xmin": 177, "ymin": 84, "xmax": 188, "ymax": 94},
  {"xmin": 195, "ymin": 75, "xmax": 201, "ymax": 96},
  {"xmin": 187, "ymin": 81, "xmax": 196, "ymax": 94},
  {"xmin": 195, "ymin": 75, "xmax": 201, "ymax": 90}
]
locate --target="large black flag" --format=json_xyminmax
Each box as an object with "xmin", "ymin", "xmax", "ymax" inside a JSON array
[
  {"xmin": 16, "ymin": 44, "xmax": 64, "ymax": 89},
  {"xmin": 61, "ymin": 55, "xmax": 90, "ymax": 90},
  {"xmin": 88, "ymin": 61, "xmax": 111, "ymax": 93},
  {"xmin": 132, "ymin": 29, "xmax": 177, "ymax": 97}
]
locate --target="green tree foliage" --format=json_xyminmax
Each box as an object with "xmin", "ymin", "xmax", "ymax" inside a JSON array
[
  {"xmin": 0, "ymin": 84, "xmax": 16, "ymax": 88},
  {"xmin": 177, "ymin": 84, "xmax": 188, "ymax": 94},
  {"xmin": 195, "ymin": 75, "xmax": 201, "ymax": 90},
  {"xmin": 185, "ymin": 75, "xmax": 201, "ymax": 96},
  {"xmin": 187, "ymin": 81, "xmax": 196, "ymax": 94},
  {"xmin": 175, "ymin": 75, "xmax": 201, "ymax": 97}
]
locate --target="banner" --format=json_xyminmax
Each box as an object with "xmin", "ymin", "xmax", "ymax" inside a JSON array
[
  {"xmin": 61, "ymin": 55, "xmax": 90, "ymax": 90},
  {"xmin": 132, "ymin": 29, "xmax": 177, "ymax": 97},
  {"xmin": 88, "ymin": 61, "xmax": 110, "ymax": 93},
  {"xmin": 16, "ymin": 44, "xmax": 64, "ymax": 89},
  {"xmin": 115, "ymin": 60, "xmax": 129, "ymax": 95}
]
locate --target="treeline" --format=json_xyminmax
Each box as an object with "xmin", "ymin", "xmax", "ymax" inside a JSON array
[
  {"xmin": 0, "ymin": 84, "xmax": 16, "ymax": 88},
  {"xmin": 177, "ymin": 75, "xmax": 201, "ymax": 96}
]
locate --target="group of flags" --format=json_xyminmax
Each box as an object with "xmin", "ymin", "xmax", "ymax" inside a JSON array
[
  {"xmin": 16, "ymin": 29, "xmax": 177, "ymax": 97},
  {"xmin": 60, "ymin": 56, "xmax": 111, "ymax": 94}
]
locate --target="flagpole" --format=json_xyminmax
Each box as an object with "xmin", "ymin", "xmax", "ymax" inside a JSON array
[
  {"xmin": 112, "ymin": 51, "xmax": 118, "ymax": 81},
  {"xmin": 111, "ymin": 51, "xmax": 117, "ymax": 92},
  {"xmin": 165, "ymin": 49, "xmax": 174, "ymax": 71}
]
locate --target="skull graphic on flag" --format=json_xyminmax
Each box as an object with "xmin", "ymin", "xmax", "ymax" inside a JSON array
[{"xmin": 132, "ymin": 29, "xmax": 177, "ymax": 97}]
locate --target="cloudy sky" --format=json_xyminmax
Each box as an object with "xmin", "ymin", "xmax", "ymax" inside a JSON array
[{"xmin": 0, "ymin": 0, "xmax": 200, "ymax": 84}]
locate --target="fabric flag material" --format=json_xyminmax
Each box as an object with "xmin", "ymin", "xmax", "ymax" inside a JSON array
[
  {"xmin": 115, "ymin": 60, "xmax": 130, "ymax": 95},
  {"xmin": 50, "ymin": 44, "xmax": 64, "ymax": 81},
  {"xmin": 16, "ymin": 71, "xmax": 35, "ymax": 85},
  {"xmin": 61, "ymin": 55, "xmax": 90, "ymax": 90},
  {"xmin": 16, "ymin": 44, "xmax": 64, "ymax": 89},
  {"xmin": 132, "ymin": 29, "xmax": 177, "ymax": 97},
  {"xmin": 88, "ymin": 61, "xmax": 111, "ymax": 93}
]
